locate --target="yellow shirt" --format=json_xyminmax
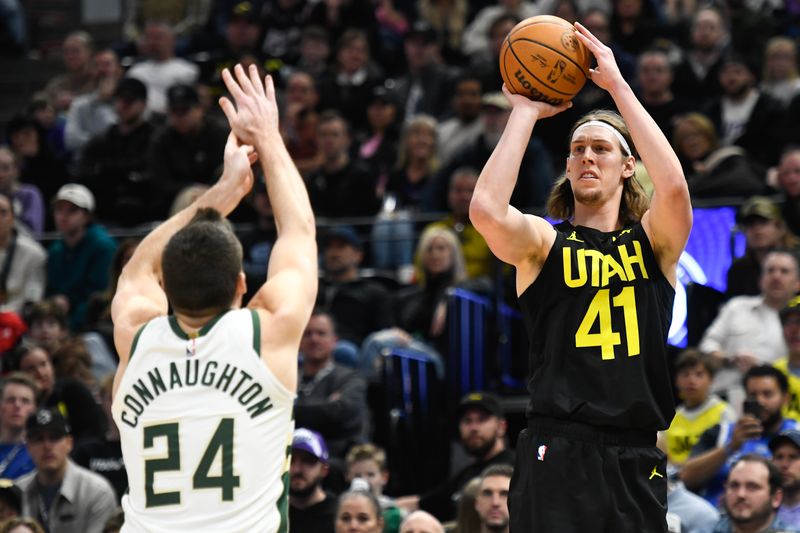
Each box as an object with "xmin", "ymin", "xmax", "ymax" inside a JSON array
[
  {"xmin": 773, "ymin": 358, "xmax": 800, "ymax": 421},
  {"xmin": 666, "ymin": 395, "xmax": 735, "ymax": 464}
]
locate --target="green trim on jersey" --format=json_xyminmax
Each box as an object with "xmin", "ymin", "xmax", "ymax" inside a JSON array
[
  {"xmin": 250, "ymin": 309, "xmax": 261, "ymax": 356},
  {"xmin": 276, "ymin": 453, "xmax": 291, "ymax": 533},
  {"xmin": 129, "ymin": 323, "xmax": 148, "ymax": 362},
  {"xmin": 168, "ymin": 310, "xmax": 231, "ymax": 340}
]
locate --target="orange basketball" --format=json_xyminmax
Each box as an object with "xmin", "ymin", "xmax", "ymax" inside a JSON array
[{"xmin": 499, "ymin": 15, "xmax": 592, "ymax": 105}]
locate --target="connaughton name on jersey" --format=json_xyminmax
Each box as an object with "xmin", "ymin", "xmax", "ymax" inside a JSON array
[{"xmin": 119, "ymin": 359, "xmax": 273, "ymax": 428}]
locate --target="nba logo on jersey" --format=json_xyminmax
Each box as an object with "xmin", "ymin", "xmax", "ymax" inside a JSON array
[
  {"xmin": 537, "ymin": 444, "xmax": 548, "ymax": 461},
  {"xmin": 186, "ymin": 337, "xmax": 196, "ymax": 357}
]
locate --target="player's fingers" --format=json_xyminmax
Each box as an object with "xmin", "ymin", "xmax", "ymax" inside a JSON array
[
  {"xmin": 574, "ymin": 22, "xmax": 603, "ymax": 47},
  {"xmin": 247, "ymin": 151, "xmax": 259, "ymax": 165},
  {"xmin": 265, "ymin": 75, "xmax": 276, "ymax": 102},
  {"xmin": 234, "ymin": 64, "xmax": 256, "ymax": 97},
  {"xmin": 221, "ymin": 69, "xmax": 247, "ymax": 102},
  {"xmin": 248, "ymin": 64, "xmax": 264, "ymax": 95},
  {"xmin": 219, "ymin": 97, "xmax": 237, "ymax": 123}
]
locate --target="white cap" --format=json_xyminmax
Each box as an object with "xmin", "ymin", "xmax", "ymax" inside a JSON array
[{"xmin": 53, "ymin": 183, "xmax": 95, "ymax": 212}]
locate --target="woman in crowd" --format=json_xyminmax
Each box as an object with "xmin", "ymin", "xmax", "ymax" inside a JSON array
[{"xmin": 335, "ymin": 490, "xmax": 385, "ymax": 533}]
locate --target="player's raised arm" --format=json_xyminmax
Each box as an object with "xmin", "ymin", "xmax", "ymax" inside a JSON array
[
  {"xmin": 220, "ymin": 65, "xmax": 317, "ymax": 387},
  {"xmin": 574, "ymin": 22, "xmax": 692, "ymax": 283},
  {"xmin": 469, "ymin": 87, "xmax": 570, "ymax": 270},
  {"xmin": 111, "ymin": 132, "xmax": 255, "ymax": 369}
]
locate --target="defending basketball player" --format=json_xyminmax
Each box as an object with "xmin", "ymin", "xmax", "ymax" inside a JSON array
[
  {"xmin": 110, "ymin": 64, "xmax": 317, "ymax": 532},
  {"xmin": 469, "ymin": 23, "xmax": 692, "ymax": 532}
]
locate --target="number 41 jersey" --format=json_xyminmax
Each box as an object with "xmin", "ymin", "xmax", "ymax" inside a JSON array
[
  {"xmin": 518, "ymin": 221, "xmax": 675, "ymax": 431},
  {"xmin": 112, "ymin": 309, "xmax": 295, "ymax": 533}
]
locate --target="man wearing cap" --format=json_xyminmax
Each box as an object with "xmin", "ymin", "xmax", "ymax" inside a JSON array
[
  {"xmin": 148, "ymin": 82, "xmax": 229, "ymax": 218},
  {"xmin": 289, "ymin": 428, "xmax": 336, "ymax": 533},
  {"xmin": 15, "ymin": 408, "xmax": 116, "ymax": 533},
  {"xmin": 727, "ymin": 197, "xmax": 800, "ymax": 299},
  {"xmin": 46, "ymin": 183, "xmax": 117, "ymax": 331},
  {"xmin": 770, "ymin": 429, "xmax": 800, "ymax": 528},
  {"xmin": 80, "ymin": 76, "xmax": 158, "ymax": 226},
  {"xmin": 397, "ymin": 391, "xmax": 513, "ymax": 522}
]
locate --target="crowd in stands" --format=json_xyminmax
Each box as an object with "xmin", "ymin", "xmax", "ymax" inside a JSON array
[{"xmin": 3, "ymin": 0, "xmax": 800, "ymax": 531}]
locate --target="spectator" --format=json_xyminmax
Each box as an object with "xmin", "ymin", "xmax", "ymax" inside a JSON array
[
  {"xmin": 259, "ymin": 0, "xmax": 309, "ymax": 67},
  {"xmin": 345, "ymin": 443, "xmax": 404, "ymax": 532},
  {"xmin": 777, "ymin": 147, "xmax": 800, "ymax": 237},
  {"xmin": 451, "ymin": 477, "xmax": 481, "ymax": 533},
  {"xmin": 46, "ymin": 184, "xmax": 117, "ymax": 331},
  {"xmin": 709, "ymin": 454, "xmax": 793, "ymax": 533},
  {"xmin": 71, "ymin": 375, "xmax": 126, "ymax": 504},
  {"xmin": 335, "ymin": 490, "xmax": 384, "ymax": 533},
  {"xmin": 775, "ymin": 295, "xmax": 800, "ymax": 419},
  {"xmin": 295, "ymin": 26, "xmax": 332, "ymax": 83},
  {"xmin": 0, "ymin": 518, "xmax": 42, "ymax": 533},
  {"xmin": 79, "ymin": 77, "xmax": 157, "ymax": 227},
  {"xmin": 761, "ymin": 36, "xmax": 800, "ymax": 108},
  {"xmin": 680, "ymin": 365, "xmax": 798, "ymax": 506},
  {"xmin": 462, "ymin": 0, "xmax": 539, "ymax": 59},
  {"xmin": 665, "ymin": 349, "xmax": 736, "ymax": 466},
  {"xmin": 469, "ymin": 13, "xmax": 519, "ymax": 95},
  {"xmin": 0, "ymin": 191, "xmax": 45, "ymax": 314},
  {"xmin": 474, "ymin": 464, "xmax": 512, "ymax": 533},
  {"xmin": 305, "ymin": 111, "xmax": 382, "ymax": 219},
  {"xmin": 296, "ymin": 309, "xmax": 368, "ymax": 458},
  {"xmin": 0, "ymin": 374, "xmax": 37, "ymax": 480},
  {"xmin": 5, "ymin": 114, "xmax": 67, "ymax": 206},
  {"xmin": 282, "ymin": 71, "xmax": 322, "ymax": 177},
  {"xmin": 727, "ymin": 197, "xmax": 800, "ymax": 299},
  {"xmin": 0, "ymin": 481, "xmax": 22, "ymax": 521},
  {"xmin": 64, "ymin": 49, "xmax": 123, "ymax": 161},
  {"xmin": 0, "ymin": 147, "xmax": 45, "ymax": 236},
  {"xmin": 397, "ymin": 392, "xmax": 514, "ymax": 522},
  {"xmin": 43, "ymin": 32, "xmax": 95, "ymax": 112},
  {"xmin": 316, "ymin": 226, "xmax": 394, "ymax": 348},
  {"xmin": 304, "ymin": 0, "xmax": 377, "ymax": 58},
  {"xmin": 15, "ymin": 408, "xmax": 116, "ymax": 533},
  {"xmin": 416, "ymin": 0, "xmax": 468, "ymax": 65},
  {"xmin": 147, "ymin": 84, "xmax": 228, "ymax": 218},
  {"xmin": 126, "ymin": 20, "xmax": 200, "ymax": 114},
  {"xmin": 665, "ymin": 468, "xmax": 720, "ymax": 533},
  {"xmin": 357, "ymin": 85, "xmax": 402, "ymax": 186},
  {"xmin": 399, "ymin": 510, "xmax": 444, "ymax": 533},
  {"xmin": 289, "ymin": 428, "xmax": 336, "ymax": 533},
  {"xmin": 769, "ymin": 430, "xmax": 800, "ymax": 529},
  {"xmin": 437, "ymin": 73, "xmax": 484, "ymax": 169},
  {"xmin": 608, "ymin": 0, "xmax": 668, "ymax": 57},
  {"xmin": 636, "ymin": 48, "xmax": 693, "ymax": 142}
]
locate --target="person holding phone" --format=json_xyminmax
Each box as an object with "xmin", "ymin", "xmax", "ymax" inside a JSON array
[{"xmin": 680, "ymin": 365, "xmax": 799, "ymax": 507}]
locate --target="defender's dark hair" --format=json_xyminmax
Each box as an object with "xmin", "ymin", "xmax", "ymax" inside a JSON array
[{"xmin": 161, "ymin": 208, "xmax": 243, "ymax": 316}]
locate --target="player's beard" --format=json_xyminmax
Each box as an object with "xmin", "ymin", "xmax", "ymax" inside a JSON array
[{"xmin": 573, "ymin": 187, "xmax": 602, "ymax": 206}]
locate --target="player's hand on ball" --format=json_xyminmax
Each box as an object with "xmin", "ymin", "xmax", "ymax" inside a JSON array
[
  {"xmin": 501, "ymin": 84, "xmax": 572, "ymax": 119},
  {"xmin": 573, "ymin": 22, "xmax": 623, "ymax": 92},
  {"xmin": 219, "ymin": 64, "xmax": 280, "ymax": 146}
]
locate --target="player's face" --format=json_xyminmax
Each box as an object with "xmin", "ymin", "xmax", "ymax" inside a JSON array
[
  {"xmin": 779, "ymin": 152, "xmax": 800, "ymax": 198},
  {"xmin": 760, "ymin": 253, "xmax": 800, "ymax": 303},
  {"xmin": 27, "ymin": 432, "xmax": 73, "ymax": 475},
  {"xmin": 458, "ymin": 408, "xmax": 504, "ymax": 458},
  {"xmin": 335, "ymin": 494, "xmax": 383, "ymax": 533},
  {"xmin": 567, "ymin": 125, "xmax": 633, "ymax": 208},
  {"xmin": 772, "ymin": 442, "xmax": 800, "ymax": 491},
  {"xmin": 19, "ymin": 348, "xmax": 55, "ymax": 396},
  {"xmin": 675, "ymin": 364, "xmax": 712, "ymax": 408},
  {"xmin": 348, "ymin": 459, "xmax": 386, "ymax": 495},
  {"xmin": 474, "ymin": 475, "xmax": 510, "ymax": 529},
  {"xmin": 0, "ymin": 384, "xmax": 36, "ymax": 431},
  {"xmin": 724, "ymin": 461, "xmax": 780, "ymax": 526},
  {"xmin": 784, "ymin": 314, "xmax": 800, "ymax": 357}
]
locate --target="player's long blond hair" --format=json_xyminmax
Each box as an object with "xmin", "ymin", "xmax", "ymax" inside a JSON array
[{"xmin": 546, "ymin": 110, "xmax": 650, "ymax": 226}]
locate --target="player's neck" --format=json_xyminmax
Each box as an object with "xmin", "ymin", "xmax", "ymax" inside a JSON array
[
  {"xmin": 572, "ymin": 205, "xmax": 623, "ymax": 233},
  {"xmin": 175, "ymin": 312, "xmax": 220, "ymax": 332}
]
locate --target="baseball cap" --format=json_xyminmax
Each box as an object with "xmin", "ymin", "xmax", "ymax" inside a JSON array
[
  {"xmin": 26, "ymin": 408, "xmax": 71, "ymax": 438},
  {"xmin": 406, "ymin": 21, "xmax": 438, "ymax": 43},
  {"xmin": 114, "ymin": 77, "xmax": 147, "ymax": 101},
  {"xmin": 53, "ymin": 183, "xmax": 95, "ymax": 212},
  {"xmin": 167, "ymin": 84, "xmax": 200, "ymax": 112},
  {"xmin": 292, "ymin": 428, "xmax": 329, "ymax": 463},
  {"xmin": 0, "ymin": 479, "xmax": 21, "ymax": 515},
  {"xmin": 229, "ymin": 1, "xmax": 259, "ymax": 23},
  {"xmin": 781, "ymin": 294, "xmax": 800, "ymax": 322},
  {"xmin": 769, "ymin": 428, "xmax": 800, "ymax": 452},
  {"xmin": 322, "ymin": 225, "xmax": 362, "ymax": 250},
  {"xmin": 458, "ymin": 391, "xmax": 504, "ymax": 418},
  {"xmin": 737, "ymin": 196, "xmax": 781, "ymax": 224},
  {"xmin": 482, "ymin": 92, "xmax": 511, "ymax": 111}
]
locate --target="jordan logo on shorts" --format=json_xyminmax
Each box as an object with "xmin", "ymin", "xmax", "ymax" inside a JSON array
[
  {"xmin": 649, "ymin": 466, "xmax": 663, "ymax": 480},
  {"xmin": 537, "ymin": 444, "xmax": 548, "ymax": 461}
]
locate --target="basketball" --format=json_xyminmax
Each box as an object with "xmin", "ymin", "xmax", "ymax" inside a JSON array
[{"xmin": 499, "ymin": 15, "xmax": 592, "ymax": 105}]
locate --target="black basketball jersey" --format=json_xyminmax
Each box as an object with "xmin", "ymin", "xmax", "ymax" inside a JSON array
[{"xmin": 518, "ymin": 221, "xmax": 676, "ymax": 431}]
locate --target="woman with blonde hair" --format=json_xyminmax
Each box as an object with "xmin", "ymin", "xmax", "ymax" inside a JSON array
[{"xmin": 0, "ymin": 517, "xmax": 45, "ymax": 533}]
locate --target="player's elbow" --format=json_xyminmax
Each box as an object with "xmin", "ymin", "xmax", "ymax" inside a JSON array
[{"xmin": 469, "ymin": 194, "xmax": 500, "ymax": 230}]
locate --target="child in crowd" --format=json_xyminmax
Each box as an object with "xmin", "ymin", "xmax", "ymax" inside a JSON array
[{"xmin": 346, "ymin": 443, "xmax": 405, "ymax": 533}]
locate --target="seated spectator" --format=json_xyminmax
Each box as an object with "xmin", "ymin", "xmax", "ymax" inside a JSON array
[
  {"xmin": 5, "ymin": 114, "xmax": 68, "ymax": 205},
  {"xmin": 727, "ymin": 197, "xmax": 800, "ymax": 299},
  {"xmin": 296, "ymin": 309, "xmax": 368, "ymax": 458},
  {"xmin": 777, "ymin": 147, "xmax": 800, "ymax": 237},
  {"xmin": 636, "ymin": 48, "xmax": 694, "ymax": 142},
  {"xmin": 474, "ymin": 464, "xmax": 512, "ymax": 533},
  {"xmin": 0, "ymin": 374, "xmax": 38, "ymax": 480},
  {"xmin": 462, "ymin": 0, "xmax": 539, "ymax": 60},
  {"xmin": 709, "ymin": 454, "xmax": 793, "ymax": 533},
  {"xmin": 295, "ymin": 26, "xmax": 331, "ymax": 83},
  {"xmin": 147, "ymin": 84, "xmax": 228, "ymax": 218},
  {"xmin": 451, "ymin": 477, "xmax": 481, "ymax": 533},
  {"xmin": 46, "ymin": 184, "xmax": 117, "ymax": 331},
  {"xmin": 0, "ymin": 147, "xmax": 45, "ymax": 236},
  {"xmin": 281, "ymin": 71, "xmax": 322, "ymax": 178},
  {"xmin": 0, "ymin": 192, "xmax": 45, "ymax": 314},
  {"xmin": 356, "ymin": 85, "xmax": 402, "ymax": 185},
  {"xmin": 775, "ymin": 296, "xmax": 800, "ymax": 419},
  {"xmin": 335, "ymin": 489, "xmax": 384, "ymax": 533},
  {"xmin": 289, "ymin": 428, "xmax": 336, "ymax": 533},
  {"xmin": 0, "ymin": 518, "xmax": 42, "ymax": 533},
  {"xmin": 126, "ymin": 20, "xmax": 200, "ymax": 115},
  {"xmin": 665, "ymin": 467, "xmax": 720, "ymax": 533},
  {"xmin": 397, "ymin": 392, "xmax": 514, "ymax": 522},
  {"xmin": 469, "ymin": 14, "xmax": 519, "ymax": 95},
  {"xmin": 665, "ymin": 349, "xmax": 736, "ymax": 466},
  {"xmin": 15, "ymin": 408, "xmax": 116, "ymax": 533},
  {"xmin": 43, "ymin": 32, "xmax": 96, "ymax": 112},
  {"xmin": 671, "ymin": 113, "xmax": 768, "ymax": 200},
  {"xmin": 399, "ymin": 510, "xmax": 444, "ymax": 533},
  {"xmin": 50, "ymin": 339, "xmax": 97, "ymax": 392},
  {"xmin": 760, "ymin": 36, "xmax": 800, "ymax": 108},
  {"xmin": 345, "ymin": 443, "xmax": 404, "ymax": 533},
  {"xmin": 680, "ymin": 365, "xmax": 798, "ymax": 506},
  {"xmin": 769, "ymin": 430, "xmax": 800, "ymax": 529},
  {"xmin": 79, "ymin": 77, "xmax": 158, "ymax": 227},
  {"xmin": 437, "ymin": 73, "xmax": 484, "ymax": 169},
  {"xmin": 0, "ymin": 481, "xmax": 22, "ymax": 522},
  {"xmin": 414, "ymin": 0, "xmax": 467, "ymax": 66}
]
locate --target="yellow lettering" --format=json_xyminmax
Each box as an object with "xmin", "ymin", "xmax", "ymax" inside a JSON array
[
  {"xmin": 601, "ymin": 254, "xmax": 627, "ymax": 286},
  {"xmin": 563, "ymin": 248, "xmax": 587, "ymax": 288},
  {"xmin": 585, "ymin": 250, "xmax": 603, "ymax": 287},
  {"xmin": 618, "ymin": 241, "xmax": 649, "ymax": 281}
]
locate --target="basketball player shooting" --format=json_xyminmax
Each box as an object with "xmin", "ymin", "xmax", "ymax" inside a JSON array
[
  {"xmin": 469, "ymin": 23, "xmax": 692, "ymax": 532},
  {"xmin": 110, "ymin": 64, "xmax": 317, "ymax": 532}
]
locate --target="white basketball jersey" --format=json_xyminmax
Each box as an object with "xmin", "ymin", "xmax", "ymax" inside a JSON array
[{"xmin": 112, "ymin": 309, "xmax": 295, "ymax": 533}]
